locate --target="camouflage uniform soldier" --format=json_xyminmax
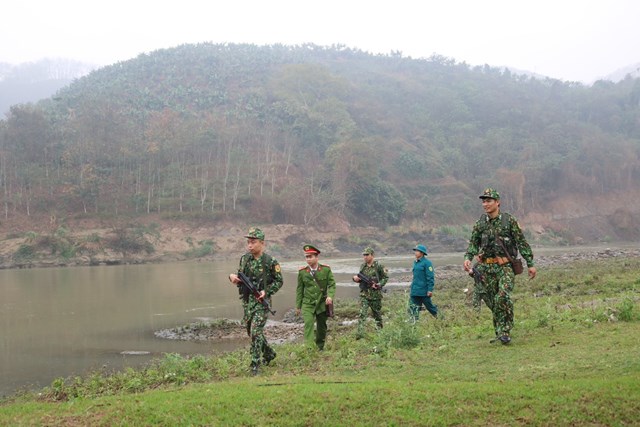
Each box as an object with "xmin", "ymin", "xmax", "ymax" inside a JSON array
[
  {"xmin": 296, "ymin": 244, "xmax": 336, "ymax": 350},
  {"xmin": 352, "ymin": 247, "xmax": 388, "ymax": 339},
  {"xmin": 229, "ymin": 227, "xmax": 283, "ymax": 375},
  {"xmin": 463, "ymin": 188, "xmax": 537, "ymax": 345}
]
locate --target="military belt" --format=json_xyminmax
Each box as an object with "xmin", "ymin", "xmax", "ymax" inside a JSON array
[{"xmin": 481, "ymin": 256, "xmax": 510, "ymax": 265}]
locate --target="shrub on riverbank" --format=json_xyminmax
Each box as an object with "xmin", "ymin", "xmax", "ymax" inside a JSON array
[{"xmin": 1, "ymin": 256, "xmax": 638, "ymax": 425}]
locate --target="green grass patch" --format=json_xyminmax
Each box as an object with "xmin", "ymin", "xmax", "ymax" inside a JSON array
[
  {"xmin": 183, "ymin": 239, "xmax": 214, "ymax": 258},
  {"xmin": 1, "ymin": 256, "xmax": 639, "ymax": 425}
]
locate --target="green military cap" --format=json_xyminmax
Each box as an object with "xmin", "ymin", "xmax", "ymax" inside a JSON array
[
  {"xmin": 479, "ymin": 188, "xmax": 500, "ymax": 200},
  {"xmin": 303, "ymin": 244, "xmax": 321, "ymax": 254},
  {"xmin": 362, "ymin": 246, "xmax": 375, "ymax": 255},
  {"xmin": 244, "ymin": 227, "xmax": 265, "ymax": 240},
  {"xmin": 413, "ymin": 244, "xmax": 428, "ymax": 255}
]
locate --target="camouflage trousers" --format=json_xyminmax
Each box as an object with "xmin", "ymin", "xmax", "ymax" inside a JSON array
[
  {"xmin": 475, "ymin": 264, "xmax": 515, "ymax": 336},
  {"xmin": 357, "ymin": 292, "xmax": 383, "ymax": 337},
  {"xmin": 243, "ymin": 302, "xmax": 275, "ymax": 366},
  {"xmin": 473, "ymin": 280, "xmax": 491, "ymax": 311}
]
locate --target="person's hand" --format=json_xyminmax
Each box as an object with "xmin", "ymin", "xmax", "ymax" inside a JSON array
[
  {"xmin": 427, "ymin": 291, "xmax": 433, "ymax": 297},
  {"xmin": 372, "ymin": 283, "xmax": 380, "ymax": 290},
  {"xmin": 528, "ymin": 267, "xmax": 537, "ymax": 280},
  {"xmin": 353, "ymin": 275, "xmax": 360, "ymax": 282},
  {"xmin": 326, "ymin": 297, "xmax": 333, "ymax": 305},
  {"xmin": 295, "ymin": 308, "xmax": 301, "ymax": 316},
  {"xmin": 463, "ymin": 259, "xmax": 471, "ymax": 272},
  {"xmin": 228, "ymin": 274, "xmax": 240, "ymax": 285},
  {"xmin": 257, "ymin": 290, "xmax": 266, "ymax": 301}
]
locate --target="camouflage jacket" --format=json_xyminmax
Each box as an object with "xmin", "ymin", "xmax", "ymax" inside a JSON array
[
  {"xmin": 358, "ymin": 260, "xmax": 389, "ymax": 295},
  {"xmin": 464, "ymin": 211, "xmax": 535, "ymax": 267},
  {"xmin": 238, "ymin": 252, "xmax": 283, "ymax": 303}
]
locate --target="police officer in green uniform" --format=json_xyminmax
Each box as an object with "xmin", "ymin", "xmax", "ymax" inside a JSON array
[
  {"xmin": 296, "ymin": 244, "xmax": 336, "ymax": 350},
  {"xmin": 353, "ymin": 246, "xmax": 388, "ymax": 339},
  {"xmin": 229, "ymin": 227, "xmax": 283, "ymax": 374},
  {"xmin": 463, "ymin": 188, "xmax": 537, "ymax": 345}
]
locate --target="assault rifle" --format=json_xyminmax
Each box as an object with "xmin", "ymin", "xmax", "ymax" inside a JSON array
[
  {"xmin": 357, "ymin": 272, "xmax": 379, "ymax": 291},
  {"xmin": 468, "ymin": 265, "xmax": 484, "ymax": 286},
  {"xmin": 237, "ymin": 271, "xmax": 276, "ymax": 315}
]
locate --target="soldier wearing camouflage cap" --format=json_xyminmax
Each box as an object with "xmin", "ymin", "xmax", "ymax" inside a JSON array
[
  {"xmin": 296, "ymin": 244, "xmax": 336, "ymax": 350},
  {"xmin": 463, "ymin": 188, "xmax": 536, "ymax": 345},
  {"xmin": 479, "ymin": 188, "xmax": 501, "ymax": 200},
  {"xmin": 228, "ymin": 227, "xmax": 283, "ymax": 374},
  {"xmin": 244, "ymin": 227, "xmax": 265, "ymax": 240},
  {"xmin": 352, "ymin": 247, "xmax": 388, "ymax": 339}
]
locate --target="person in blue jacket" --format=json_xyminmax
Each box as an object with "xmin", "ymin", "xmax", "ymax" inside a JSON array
[{"xmin": 409, "ymin": 244, "xmax": 438, "ymax": 321}]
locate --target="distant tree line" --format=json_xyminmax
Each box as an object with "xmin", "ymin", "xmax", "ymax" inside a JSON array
[{"xmin": 1, "ymin": 43, "xmax": 639, "ymax": 228}]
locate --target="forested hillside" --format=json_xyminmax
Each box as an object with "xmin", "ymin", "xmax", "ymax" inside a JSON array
[{"xmin": 1, "ymin": 43, "xmax": 639, "ymax": 242}]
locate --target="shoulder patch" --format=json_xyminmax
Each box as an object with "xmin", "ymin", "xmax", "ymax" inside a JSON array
[
  {"xmin": 298, "ymin": 265, "xmax": 307, "ymax": 271},
  {"xmin": 274, "ymin": 264, "xmax": 281, "ymax": 273},
  {"xmin": 428, "ymin": 266, "xmax": 433, "ymax": 272}
]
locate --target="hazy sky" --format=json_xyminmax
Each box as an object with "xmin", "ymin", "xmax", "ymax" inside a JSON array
[{"xmin": 2, "ymin": 0, "xmax": 639, "ymax": 83}]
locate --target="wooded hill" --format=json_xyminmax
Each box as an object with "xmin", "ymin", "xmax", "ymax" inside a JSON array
[{"xmin": 1, "ymin": 43, "xmax": 639, "ymax": 239}]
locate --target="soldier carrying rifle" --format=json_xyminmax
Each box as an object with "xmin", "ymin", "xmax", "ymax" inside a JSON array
[
  {"xmin": 463, "ymin": 188, "xmax": 536, "ymax": 345},
  {"xmin": 228, "ymin": 227, "xmax": 283, "ymax": 375},
  {"xmin": 352, "ymin": 247, "xmax": 388, "ymax": 339}
]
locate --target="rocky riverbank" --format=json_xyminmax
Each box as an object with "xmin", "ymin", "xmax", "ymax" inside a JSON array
[
  {"xmin": 155, "ymin": 247, "xmax": 639, "ymax": 344},
  {"xmin": 154, "ymin": 311, "xmax": 308, "ymax": 345},
  {"xmin": 0, "ymin": 220, "xmax": 472, "ymax": 270}
]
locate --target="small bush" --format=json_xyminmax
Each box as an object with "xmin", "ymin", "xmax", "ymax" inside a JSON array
[
  {"xmin": 184, "ymin": 240, "xmax": 214, "ymax": 258},
  {"xmin": 376, "ymin": 317, "xmax": 421, "ymax": 349},
  {"xmin": 54, "ymin": 226, "xmax": 70, "ymax": 238},
  {"xmin": 107, "ymin": 228, "xmax": 155, "ymax": 255},
  {"xmin": 13, "ymin": 244, "xmax": 35, "ymax": 261},
  {"xmin": 84, "ymin": 233, "xmax": 101, "ymax": 243},
  {"xmin": 59, "ymin": 244, "xmax": 77, "ymax": 260},
  {"xmin": 617, "ymin": 297, "xmax": 636, "ymax": 322}
]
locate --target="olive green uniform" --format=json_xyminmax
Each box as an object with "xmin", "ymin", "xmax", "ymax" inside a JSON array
[{"xmin": 296, "ymin": 264, "xmax": 336, "ymax": 350}]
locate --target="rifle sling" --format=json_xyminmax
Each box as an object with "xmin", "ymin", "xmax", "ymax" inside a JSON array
[
  {"xmin": 497, "ymin": 238, "xmax": 516, "ymax": 264},
  {"xmin": 309, "ymin": 270, "xmax": 328, "ymax": 298}
]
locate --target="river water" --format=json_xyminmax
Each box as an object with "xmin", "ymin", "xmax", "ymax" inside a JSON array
[
  {"xmin": 0, "ymin": 252, "xmax": 467, "ymax": 397},
  {"xmin": 3, "ymin": 244, "xmax": 620, "ymax": 397}
]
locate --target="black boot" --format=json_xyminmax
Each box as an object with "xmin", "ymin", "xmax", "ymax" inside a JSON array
[
  {"xmin": 263, "ymin": 348, "xmax": 276, "ymax": 366},
  {"xmin": 250, "ymin": 362, "xmax": 260, "ymax": 376}
]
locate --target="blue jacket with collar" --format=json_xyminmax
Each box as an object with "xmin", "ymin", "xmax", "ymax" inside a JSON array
[{"xmin": 410, "ymin": 256, "xmax": 434, "ymax": 296}]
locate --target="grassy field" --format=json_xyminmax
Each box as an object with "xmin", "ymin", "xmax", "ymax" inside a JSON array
[{"xmin": 1, "ymin": 257, "xmax": 639, "ymax": 426}]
